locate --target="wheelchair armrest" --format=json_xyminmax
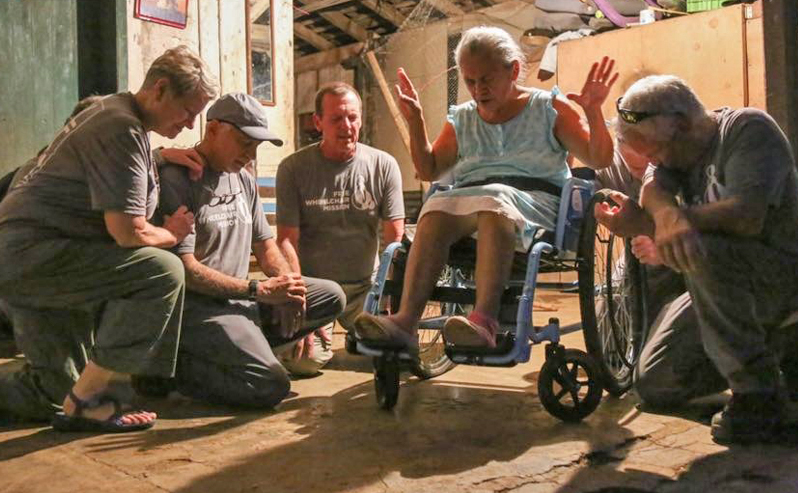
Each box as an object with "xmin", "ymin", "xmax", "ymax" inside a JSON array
[
  {"xmin": 570, "ymin": 167, "xmax": 596, "ymax": 181},
  {"xmin": 424, "ymin": 182, "xmax": 453, "ymax": 201},
  {"xmin": 553, "ymin": 175, "xmax": 595, "ymax": 253}
]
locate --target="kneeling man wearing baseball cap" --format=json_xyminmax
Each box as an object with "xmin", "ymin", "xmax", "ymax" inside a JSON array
[{"xmin": 150, "ymin": 93, "xmax": 345, "ymax": 407}]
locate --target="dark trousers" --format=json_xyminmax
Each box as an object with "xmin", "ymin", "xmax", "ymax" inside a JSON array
[{"xmin": 174, "ymin": 277, "xmax": 345, "ymax": 408}]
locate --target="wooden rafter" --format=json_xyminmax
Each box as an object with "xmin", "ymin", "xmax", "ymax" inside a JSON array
[
  {"xmin": 294, "ymin": 22, "xmax": 335, "ymax": 51},
  {"xmin": 428, "ymin": 0, "xmax": 465, "ymax": 16},
  {"xmin": 295, "ymin": 42, "xmax": 365, "ymax": 72},
  {"xmin": 295, "ymin": 0, "xmax": 353, "ymax": 15},
  {"xmin": 318, "ymin": 10, "xmax": 372, "ymax": 41},
  {"xmin": 296, "ymin": 0, "xmax": 372, "ymax": 42},
  {"xmin": 360, "ymin": 0, "xmax": 407, "ymax": 27},
  {"xmin": 249, "ymin": 0, "xmax": 270, "ymax": 21}
]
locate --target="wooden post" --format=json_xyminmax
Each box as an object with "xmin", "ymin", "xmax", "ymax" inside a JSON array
[
  {"xmin": 365, "ymin": 50, "xmax": 412, "ymax": 156},
  {"xmin": 762, "ymin": 0, "xmax": 798, "ymax": 154}
]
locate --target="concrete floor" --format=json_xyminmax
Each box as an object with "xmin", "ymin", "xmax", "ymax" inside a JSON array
[{"xmin": 3, "ymin": 291, "xmax": 798, "ymax": 493}]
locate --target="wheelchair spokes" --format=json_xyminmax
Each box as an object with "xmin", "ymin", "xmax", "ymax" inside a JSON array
[{"xmin": 579, "ymin": 189, "xmax": 647, "ymax": 396}]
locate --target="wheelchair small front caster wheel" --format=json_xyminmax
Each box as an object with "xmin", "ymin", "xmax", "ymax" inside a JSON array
[
  {"xmin": 373, "ymin": 355, "xmax": 400, "ymax": 410},
  {"xmin": 538, "ymin": 348, "xmax": 603, "ymax": 422}
]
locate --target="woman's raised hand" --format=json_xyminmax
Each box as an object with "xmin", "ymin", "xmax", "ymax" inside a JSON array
[
  {"xmin": 395, "ymin": 68, "xmax": 423, "ymax": 122},
  {"xmin": 566, "ymin": 56, "xmax": 619, "ymax": 112}
]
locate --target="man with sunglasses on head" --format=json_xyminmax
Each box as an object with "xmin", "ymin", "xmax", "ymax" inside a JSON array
[
  {"xmin": 596, "ymin": 75, "xmax": 798, "ymax": 444},
  {"xmin": 153, "ymin": 93, "xmax": 345, "ymax": 408},
  {"xmin": 597, "ymin": 138, "xmax": 723, "ymax": 413}
]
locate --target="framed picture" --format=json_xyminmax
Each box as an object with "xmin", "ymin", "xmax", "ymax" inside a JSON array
[{"xmin": 135, "ymin": 0, "xmax": 189, "ymax": 29}]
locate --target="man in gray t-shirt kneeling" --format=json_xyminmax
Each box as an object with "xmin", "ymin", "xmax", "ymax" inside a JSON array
[
  {"xmin": 598, "ymin": 75, "xmax": 798, "ymax": 444},
  {"xmin": 156, "ymin": 93, "xmax": 345, "ymax": 407},
  {"xmin": 276, "ymin": 82, "xmax": 405, "ymax": 376}
]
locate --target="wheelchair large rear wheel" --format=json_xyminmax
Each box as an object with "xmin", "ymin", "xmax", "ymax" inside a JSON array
[{"xmin": 578, "ymin": 189, "xmax": 648, "ymax": 396}]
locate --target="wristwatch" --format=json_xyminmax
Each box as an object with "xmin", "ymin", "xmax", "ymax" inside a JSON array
[{"xmin": 248, "ymin": 279, "xmax": 259, "ymax": 301}]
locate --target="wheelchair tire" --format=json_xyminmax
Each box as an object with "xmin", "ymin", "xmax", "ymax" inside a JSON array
[
  {"xmin": 374, "ymin": 355, "xmax": 400, "ymax": 410},
  {"xmin": 578, "ymin": 189, "xmax": 648, "ymax": 397},
  {"xmin": 538, "ymin": 348, "xmax": 603, "ymax": 422},
  {"xmin": 410, "ymin": 330, "xmax": 457, "ymax": 379},
  {"xmin": 387, "ymin": 249, "xmax": 457, "ymax": 380}
]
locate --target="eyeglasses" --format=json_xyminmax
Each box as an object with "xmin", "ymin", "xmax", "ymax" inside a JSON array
[
  {"xmin": 206, "ymin": 174, "xmax": 242, "ymax": 207},
  {"xmin": 209, "ymin": 191, "xmax": 241, "ymax": 207},
  {"xmin": 616, "ymin": 97, "xmax": 657, "ymax": 124}
]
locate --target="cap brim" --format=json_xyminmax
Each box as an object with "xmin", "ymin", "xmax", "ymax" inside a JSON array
[{"xmin": 240, "ymin": 125, "xmax": 284, "ymax": 146}]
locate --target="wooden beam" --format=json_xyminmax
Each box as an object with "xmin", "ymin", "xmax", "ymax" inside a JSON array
[
  {"xmin": 365, "ymin": 50, "xmax": 411, "ymax": 156},
  {"xmin": 295, "ymin": 42, "xmax": 365, "ymax": 72},
  {"xmin": 318, "ymin": 10, "xmax": 371, "ymax": 41},
  {"xmin": 294, "ymin": 22, "xmax": 335, "ymax": 51},
  {"xmin": 295, "ymin": 0, "xmax": 372, "ymax": 42},
  {"xmin": 428, "ymin": 0, "xmax": 465, "ymax": 17},
  {"xmin": 295, "ymin": 0, "xmax": 353, "ymax": 15},
  {"xmin": 360, "ymin": 0, "xmax": 407, "ymax": 27},
  {"xmin": 251, "ymin": 24, "xmax": 271, "ymax": 53},
  {"xmin": 249, "ymin": 0, "xmax": 270, "ymax": 21}
]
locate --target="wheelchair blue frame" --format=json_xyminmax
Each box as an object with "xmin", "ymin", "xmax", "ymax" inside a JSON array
[{"xmin": 355, "ymin": 176, "xmax": 595, "ymax": 366}]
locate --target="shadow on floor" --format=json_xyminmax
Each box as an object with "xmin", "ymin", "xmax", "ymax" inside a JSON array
[
  {"xmin": 161, "ymin": 371, "xmax": 641, "ymax": 493},
  {"xmin": 552, "ymin": 397, "xmax": 798, "ymax": 493}
]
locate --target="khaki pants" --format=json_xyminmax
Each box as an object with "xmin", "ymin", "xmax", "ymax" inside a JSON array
[{"xmin": 0, "ymin": 231, "xmax": 184, "ymax": 421}]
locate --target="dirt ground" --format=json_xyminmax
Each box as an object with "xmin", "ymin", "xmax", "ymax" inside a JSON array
[{"xmin": 2, "ymin": 291, "xmax": 798, "ymax": 493}]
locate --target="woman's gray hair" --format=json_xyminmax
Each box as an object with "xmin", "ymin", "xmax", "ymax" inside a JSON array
[
  {"xmin": 615, "ymin": 75, "xmax": 706, "ymax": 142},
  {"xmin": 454, "ymin": 26, "xmax": 527, "ymax": 79},
  {"xmin": 142, "ymin": 45, "xmax": 219, "ymax": 99}
]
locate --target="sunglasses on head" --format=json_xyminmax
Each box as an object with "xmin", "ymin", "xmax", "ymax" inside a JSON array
[{"xmin": 616, "ymin": 97, "xmax": 657, "ymax": 124}]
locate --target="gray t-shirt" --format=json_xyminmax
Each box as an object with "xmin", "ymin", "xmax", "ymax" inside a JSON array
[
  {"xmin": 0, "ymin": 93, "xmax": 157, "ymax": 239},
  {"xmin": 596, "ymin": 149, "xmax": 642, "ymax": 202},
  {"xmin": 9, "ymin": 158, "xmax": 36, "ymax": 190},
  {"xmin": 276, "ymin": 143, "xmax": 404, "ymax": 282},
  {"xmin": 651, "ymin": 107, "xmax": 798, "ymax": 256},
  {"xmin": 158, "ymin": 164, "xmax": 273, "ymax": 280}
]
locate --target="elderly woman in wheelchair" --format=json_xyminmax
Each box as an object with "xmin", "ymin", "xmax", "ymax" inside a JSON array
[{"xmin": 354, "ymin": 26, "xmax": 618, "ymax": 351}]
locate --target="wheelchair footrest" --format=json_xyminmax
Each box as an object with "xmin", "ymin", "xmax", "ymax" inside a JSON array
[
  {"xmin": 445, "ymin": 332, "xmax": 518, "ymax": 367},
  {"xmin": 347, "ymin": 333, "xmax": 417, "ymax": 361}
]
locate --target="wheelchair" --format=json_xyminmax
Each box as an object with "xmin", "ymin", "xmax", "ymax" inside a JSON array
[{"xmin": 346, "ymin": 169, "xmax": 648, "ymax": 422}]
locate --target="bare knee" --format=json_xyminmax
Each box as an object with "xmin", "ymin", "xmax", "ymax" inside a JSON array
[{"xmin": 417, "ymin": 212, "xmax": 475, "ymax": 246}]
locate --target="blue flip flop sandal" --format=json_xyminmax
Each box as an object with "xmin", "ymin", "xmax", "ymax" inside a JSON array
[{"xmin": 52, "ymin": 390, "xmax": 155, "ymax": 433}]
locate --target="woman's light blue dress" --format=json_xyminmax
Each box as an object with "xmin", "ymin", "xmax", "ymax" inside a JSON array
[{"xmin": 418, "ymin": 87, "xmax": 571, "ymax": 251}]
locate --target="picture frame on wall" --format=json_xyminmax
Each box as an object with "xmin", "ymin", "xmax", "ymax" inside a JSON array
[{"xmin": 134, "ymin": 0, "xmax": 189, "ymax": 29}]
